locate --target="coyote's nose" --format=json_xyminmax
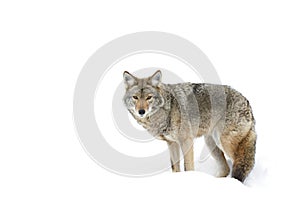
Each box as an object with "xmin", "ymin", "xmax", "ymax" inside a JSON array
[{"xmin": 138, "ymin": 109, "xmax": 145, "ymax": 115}]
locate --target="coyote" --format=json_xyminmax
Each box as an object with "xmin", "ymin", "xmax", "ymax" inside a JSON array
[{"xmin": 122, "ymin": 70, "xmax": 256, "ymax": 182}]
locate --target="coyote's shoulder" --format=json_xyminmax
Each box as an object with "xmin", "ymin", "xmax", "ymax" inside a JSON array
[{"xmin": 123, "ymin": 70, "xmax": 256, "ymax": 183}]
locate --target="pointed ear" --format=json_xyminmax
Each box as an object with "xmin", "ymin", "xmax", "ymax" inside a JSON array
[
  {"xmin": 150, "ymin": 70, "xmax": 162, "ymax": 87},
  {"xmin": 123, "ymin": 71, "xmax": 137, "ymax": 89}
]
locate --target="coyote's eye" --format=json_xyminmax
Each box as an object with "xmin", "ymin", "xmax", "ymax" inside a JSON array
[
  {"xmin": 132, "ymin": 96, "xmax": 138, "ymax": 100},
  {"xmin": 146, "ymin": 96, "xmax": 153, "ymax": 100}
]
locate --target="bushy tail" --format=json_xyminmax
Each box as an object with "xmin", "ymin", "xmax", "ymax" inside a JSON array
[{"xmin": 232, "ymin": 128, "xmax": 257, "ymax": 182}]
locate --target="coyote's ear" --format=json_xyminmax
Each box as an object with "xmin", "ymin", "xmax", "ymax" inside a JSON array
[
  {"xmin": 123, "ymin": 71, "xmax": 137, "ymax": 89},
  {"xmin": 150, "ymin": 70, "xmax": 162, "ymax": 87}
]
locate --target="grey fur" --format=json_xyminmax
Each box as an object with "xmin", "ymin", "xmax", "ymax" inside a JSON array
[{"xmin": 123, "ymin": 70, "xmax": 256, "ymax": 182}]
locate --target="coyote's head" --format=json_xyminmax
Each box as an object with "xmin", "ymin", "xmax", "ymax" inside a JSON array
[{"xmin": 122, "ymin": 70, "xmax": 165, "ymax": 118}]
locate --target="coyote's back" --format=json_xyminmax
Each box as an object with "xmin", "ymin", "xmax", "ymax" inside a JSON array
[{"xmin": 123, "ymin": 70, "xmax": 256, "ymax": 182}]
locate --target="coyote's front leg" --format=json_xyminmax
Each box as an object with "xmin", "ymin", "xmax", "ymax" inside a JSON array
[
  {"xmin": 179, "ymin": 138, "xmax": 194, "ymax": 171},
  {"xmin": 167, "ymin": 141, "xmax": 181, "ymax": 172}
]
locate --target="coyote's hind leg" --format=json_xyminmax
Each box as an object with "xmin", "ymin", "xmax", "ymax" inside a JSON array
[{"xmin": 205, "ymin": 135, "xmax": 230, "ymax": 177}]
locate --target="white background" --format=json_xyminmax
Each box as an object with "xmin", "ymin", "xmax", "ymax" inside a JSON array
[{"xmin": 1, "ymin": 1, "xmax": 300, "ymax": 205}]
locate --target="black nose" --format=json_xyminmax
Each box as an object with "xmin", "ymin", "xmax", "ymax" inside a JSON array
[{"xmin": 138, "ymin": 109, "xmax": 145, "ymax": 115}]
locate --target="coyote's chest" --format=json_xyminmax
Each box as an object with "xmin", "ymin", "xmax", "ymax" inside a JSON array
[{"xmin": 135, "ymin": 108, "xmax": 171, "ymax": 139}]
